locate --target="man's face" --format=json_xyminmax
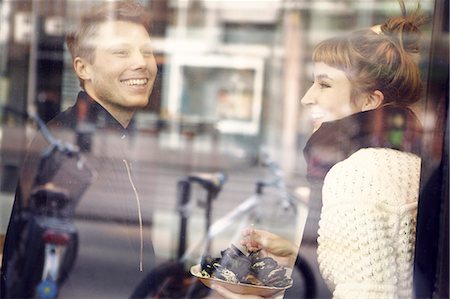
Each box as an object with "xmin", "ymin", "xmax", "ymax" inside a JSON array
[
  {"xmin": 301, "ymin": 62, "xmax": 360, "ymax": 131},
  {"xmin": 81, "ymin": 21, "xmax": 157, "ymax": 119}
]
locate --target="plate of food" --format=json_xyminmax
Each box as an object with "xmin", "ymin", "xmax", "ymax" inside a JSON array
[{"xmin": 190, "ymin": 245, "xmax": 292, "ymax": 297}]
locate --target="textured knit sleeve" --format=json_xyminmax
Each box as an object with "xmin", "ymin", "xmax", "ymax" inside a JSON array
[{"xmin": 317, "ymin": 148, "xmax": 420, "ymax": 299}]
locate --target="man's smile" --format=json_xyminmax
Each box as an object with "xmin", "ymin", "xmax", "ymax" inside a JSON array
[{"xmin": 120, "ymin": 78, "xmax": 149, "ymax": 86}]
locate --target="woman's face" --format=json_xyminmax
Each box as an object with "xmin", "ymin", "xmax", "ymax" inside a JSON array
[{"xmin": 301, "ymin": 62, "xmax": 361, "ymax": 131}]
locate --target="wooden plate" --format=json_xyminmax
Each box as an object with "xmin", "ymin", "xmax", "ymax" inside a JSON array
[{"xmin": 190, "ymin": 264, "xmax": 292, "ymax": 298}]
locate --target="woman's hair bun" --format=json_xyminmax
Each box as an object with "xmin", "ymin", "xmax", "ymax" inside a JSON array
[{"xmin": 380, "ymin": 1, "xmax": 427, "ymax": 54}]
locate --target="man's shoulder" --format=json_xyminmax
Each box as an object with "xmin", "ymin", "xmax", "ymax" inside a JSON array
[{"xmin": 47, "ymin": 105, "xmax": 77, "ymax": 129}]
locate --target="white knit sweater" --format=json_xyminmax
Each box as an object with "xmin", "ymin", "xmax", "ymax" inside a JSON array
[{"xmin": 317, "ymin": 148, "xmax": 421, "ymax": 299}]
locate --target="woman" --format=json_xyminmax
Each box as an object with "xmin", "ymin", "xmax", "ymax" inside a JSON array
[{"xmin": 213, "ymin": 5, "xmax": 426, "ymax": 299}]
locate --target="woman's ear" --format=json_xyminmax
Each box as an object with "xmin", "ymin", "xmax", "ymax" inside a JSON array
[
  {"xmin": 362, "ymin": 90, "xmax": 384, "ymax": 111},
  {"xmin": 73, "ymin": 57, "xmax": 91, "ymax": 81}
]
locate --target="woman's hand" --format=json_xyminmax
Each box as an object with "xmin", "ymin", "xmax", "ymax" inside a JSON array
[{"xmin": 240, "ymin": 228, "xmax": 298, "ymax": 266}]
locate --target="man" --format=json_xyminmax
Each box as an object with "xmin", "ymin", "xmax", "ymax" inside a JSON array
[{"xmin": 1, "ymin": 1, "xmax": 158, "ymax": 297}]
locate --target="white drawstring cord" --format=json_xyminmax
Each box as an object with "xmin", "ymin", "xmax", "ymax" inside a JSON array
[{"xmin": 123, "ymin": 159, "xmax": 143, "ymax": 271}]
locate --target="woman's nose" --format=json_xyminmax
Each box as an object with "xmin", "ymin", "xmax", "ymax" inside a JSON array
[{"xmin": 300, "ymin": 86, "xmax": 316, "ymax": 106}]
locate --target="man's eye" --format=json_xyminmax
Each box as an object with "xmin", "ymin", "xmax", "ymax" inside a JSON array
[
  {"xmin": 142, "ymin": 50, "xmax": 153, "ymax": 56},
  {"xmin": 113, "ymin": 50, "xmax": 128, "ymax": 56},
  {"xmin": 319, "ymin": 82, "xmax": 331, "ymax": 89}
]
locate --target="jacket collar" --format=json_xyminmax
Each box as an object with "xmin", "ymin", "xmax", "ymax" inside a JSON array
[
  {"xmin": 303, "ymin": 105, "xmax": 423, "ymax": 183},
  {"xmin": 75, "ymin": 91, "xmax": 130, "ymax": 136}
]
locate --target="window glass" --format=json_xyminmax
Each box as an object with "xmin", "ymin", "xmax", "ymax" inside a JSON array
[{"xmin": 0, "ymin": 1, "xmax": 446, "ymax": 298}]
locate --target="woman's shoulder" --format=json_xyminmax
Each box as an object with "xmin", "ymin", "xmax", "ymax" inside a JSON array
[
  {"xmin": 327, "ymin": 148, "xmax": 420, "ymax": 176},
  {"xmin": 323, "ymin": 148, "xmax": 421, "ymax": 206},
  {"xmin": 348, "ymin": 148, "xmax": 420, "ymax": 165}
]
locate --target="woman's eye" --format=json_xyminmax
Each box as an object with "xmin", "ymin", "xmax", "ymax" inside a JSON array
[{"xmin": 319, "ymin": 82, "xmax": 331, "ymax": 89}]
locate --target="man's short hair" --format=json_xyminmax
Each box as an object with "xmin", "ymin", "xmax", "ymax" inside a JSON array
[{"xmin": 66, "ymin": 0, "xmax": 151, "ymax": 64}]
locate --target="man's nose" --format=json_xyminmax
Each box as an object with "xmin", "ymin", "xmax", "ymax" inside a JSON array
[
  {"xmin": 300, "ymin": 86, "xmax": 316, "ymax": 106},
  {"xmin": 131, "ymin": 51, "xmax": 147, "ymax": 69}
]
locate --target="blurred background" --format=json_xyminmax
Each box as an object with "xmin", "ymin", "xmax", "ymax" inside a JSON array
[{"xmin": 0, "ymin": 0, "xmax": 446, "ymax": 298}]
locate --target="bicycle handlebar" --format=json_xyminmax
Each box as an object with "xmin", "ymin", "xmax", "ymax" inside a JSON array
[
  {"xmin": 258, "ymin": 153, "xmax": 298, "ymax": 213},
  {"xmin": 4, "ymin": 105, "xmax": 79, "ymax": 155}
]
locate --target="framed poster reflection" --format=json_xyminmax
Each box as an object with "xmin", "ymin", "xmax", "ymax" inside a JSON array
[{"xmin": 165, "ymin": 54, "xmax": 264, "ymax": 135}]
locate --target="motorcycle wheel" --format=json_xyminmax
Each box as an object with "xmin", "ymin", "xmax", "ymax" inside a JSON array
[
  {"xmin": 58, "ymin": 232, "xmax": 78, "ymax": 284},
  {"xmin": 7, "ymin": 218, "xmax": 46, "ymax": 298},
  {"xmin": 284, "ymin": 254, "xmax": 317, "ymax": 298}
]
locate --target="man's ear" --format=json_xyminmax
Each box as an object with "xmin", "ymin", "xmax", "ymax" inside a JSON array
[
  {"xmin": 73, "ymin": 57, "xmax": 91, "ymax": 81},
  {"xmin": 362, "ymin": 90, "xmax": 384, "ymax": 111}
]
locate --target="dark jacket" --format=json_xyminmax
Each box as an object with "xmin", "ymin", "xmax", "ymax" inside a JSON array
[{"xmin": 1, "ymin": 91, "xmax": 155, "ymax": 298}]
